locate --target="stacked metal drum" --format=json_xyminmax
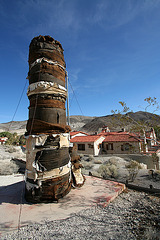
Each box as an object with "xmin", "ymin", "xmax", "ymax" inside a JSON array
[{"xmin": 25, "ymin": 35, "xmax": 72, "ymax": 202}]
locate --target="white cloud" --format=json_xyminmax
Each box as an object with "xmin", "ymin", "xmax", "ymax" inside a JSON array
[
  {"xmin": 89, "ymin": 0, "xmax": 160, "ymax": 29},
  {"xmin": 0, "ymin": 0, "xmax": 81, "ymax": 40}
]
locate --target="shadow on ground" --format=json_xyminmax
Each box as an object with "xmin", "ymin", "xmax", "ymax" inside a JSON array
[{"xmin": 0, "ymin": 181, "xmax": 29, "ymax": 205}]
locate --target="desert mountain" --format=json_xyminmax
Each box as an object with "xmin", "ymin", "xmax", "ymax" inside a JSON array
[
  {"xmin": 0, "ymin": 111, "xmax": 160, "ymax": 135},
  {"xmin": 81, "ymin": 111, "xmax": 160, "ymax": 133},
  {"xmin": 0, "ymin": 121, "xmax": 27, "ymax": 135}
]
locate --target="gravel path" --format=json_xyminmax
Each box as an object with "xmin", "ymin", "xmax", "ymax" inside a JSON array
[{"xmin": 1, "ymin": 190, "xmax": 160, "ymax": 240}]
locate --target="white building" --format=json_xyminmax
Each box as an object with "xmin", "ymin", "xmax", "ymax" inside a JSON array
[
  {"xmin": 70, "ymin": 135, "xmax": 105, "ymax": 156},
  {"xmin": 70, "ymin": 131, "xmax": 88, "ymax": 139}
]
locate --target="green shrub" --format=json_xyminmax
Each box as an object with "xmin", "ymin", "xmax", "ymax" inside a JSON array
[{"xmin": 0, "ymin": 132, "xmax": 26, "ymax": 146}]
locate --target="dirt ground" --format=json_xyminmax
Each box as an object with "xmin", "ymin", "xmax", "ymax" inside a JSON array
[{"xmin": 0, "ymin": 146, "xmax": 160, "ymax": 239}]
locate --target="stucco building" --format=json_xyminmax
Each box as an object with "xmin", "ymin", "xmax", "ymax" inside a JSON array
[
  {"xmin": 70, "ymin": 135, "xmax": 105, "ymax": 156},
  {"xmin": 101, "ymin": 132, "xmax": 142, "ymax": 154}
]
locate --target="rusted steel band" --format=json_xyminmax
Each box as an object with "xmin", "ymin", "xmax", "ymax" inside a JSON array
[
  {"xmin": 29, "ymin": 49, "xmax": 65, "ymax": 67},
  {"xmin": 26, "ymin": 172, "xmax": 70, "ymax": 187},
  {"xmin": 28, "ymin": 61, "xmax": 65, "ymax": 82},
  {"xmin": 28, "ymin": 73, "xmax": 65, "ymax": 86},
  {"xmin": 28, "ymin": 107, "xmax": 66, "ymax": 125},
  {"xmin": 40, "ymin": 173, "xmax": 72, "ymax": 201},
  {"xmin": 36, "ymin": 148, "xmax": 70, "ymax": 171},
  {"xmin": 29, "ymin": 98, "xmax": 66, "ymax": 109},
  {"xmin": 26, "ymin": 119, "xmax": 71, "ymax": 135},
  {"xmin": 25, "ymin": 173, "xmax": 72, "ymax": 202},
  {"xmin": 29, "ymin": 94, "xmax": 66, "ymax": 103}
]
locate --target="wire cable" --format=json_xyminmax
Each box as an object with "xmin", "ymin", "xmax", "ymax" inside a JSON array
[
  {"xmin": 29, "ymin": 94, "xmax": 38, "ymax": 135},
  {"xmin": 8, "ymin": 79, "xmax": 28, "ymax": 131},
  {"xmin": 68, "ymin": 79, "xmax": 84, "ymax": 117}
]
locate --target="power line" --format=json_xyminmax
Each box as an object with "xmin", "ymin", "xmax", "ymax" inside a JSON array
[
  {"xmin": 68, "ymin": 79, "xmax": 84, "ymax": 117},
  {"xmin": 8, "ymin": 79, "xmax": 28, "ymax": 131}
]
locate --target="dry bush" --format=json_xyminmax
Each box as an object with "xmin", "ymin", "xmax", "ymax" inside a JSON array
[
  {"xmin": 94, "ymin": 159, "xmax": 103, "ymax": 164},
  {"xmin": 143, "ymin": 226, "xmax": 160, "ymax": 240},
  {"xmin": 126, "ymin": 160, "xmax": 143, "ymax": 182},
  {"xmin": 98, "ymin": 163, "xmax": 118, "ymax": 179},
  {"xmin": 0, "ymin": 161, "xmax": 19, "ymax": 175},
  {"xmin": 7, "ymin": 146, "xmax": 17, "ymax": 153},
  {"xmin": 126, "ymin": 160, "xmax": 143, "ymax": 170},
  {"xmin": 83, "ymin": 162, "xmax": 93, "ymax": 170},
  {"xmin": 86, "ymin": 155, "xmax": 94, "ymax": 162},
  {"xmin": 108, "ymin": 157, "xmax": 117, "ymax": 165}
]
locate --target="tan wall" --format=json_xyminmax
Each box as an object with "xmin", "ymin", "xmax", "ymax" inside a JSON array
[
  {"xmin": 103, "ymin": 142, "xmax": 141, "ymax": 154},
  {"xmin": 76, "ymin": 142, "xmax": 94, "ymax": 155},
  {"xmin": 74, "ymin": 137, "xmax": 104, "ymax": 156}
]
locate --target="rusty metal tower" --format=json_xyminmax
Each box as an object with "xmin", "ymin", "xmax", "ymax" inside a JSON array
[{"xmin": 25, "ymin": 35, "xmax": 74, "ymax": 202}]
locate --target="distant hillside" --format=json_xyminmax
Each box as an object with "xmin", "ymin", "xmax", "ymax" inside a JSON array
[
  {"xmin": 81, "ymin": 111, "xmax": 160, "ymax": 133},
  {"xmin": 69, "ymin": 115, "xmax": 95, "ymax": 131},
  {"xmin": 0, "ymin": 121, "xmax": 27, "ymax": 135},
  {"xmin": 0, "ymin": 116, "xmax": 93, "ymax": 134},
  {"xmin": 0, "ymin": 111, "xmax": 160, "ymax": 135}
]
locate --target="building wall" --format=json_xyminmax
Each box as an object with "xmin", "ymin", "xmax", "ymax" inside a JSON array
[
  {"xmin": 102, "ymin": 142, "xmax": 141, "ymax": 154},
  {"xmin": 74, "ymin": 137, "xmax": 105, "ymax": 156},
  {"xmin": 76, "ymin": 142, "xmax": 94, "ymax": 155},
  {"xmin": 94, "ymin": 136, "xmax": 105, "ymax": 155},
  {"xmin": 156, "ymin": 151, "xmax": 160, "ymax": 170}
]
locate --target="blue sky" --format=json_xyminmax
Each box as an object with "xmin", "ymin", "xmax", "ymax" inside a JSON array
[{"xmin": 0, "ymin": 0, "xmax": 160, "ymax": 123}]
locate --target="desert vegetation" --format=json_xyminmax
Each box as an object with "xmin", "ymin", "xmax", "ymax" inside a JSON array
[
  {"xmin": 0, "ymin": 145, "xmax": 26, "ymax": 175},
  {"xmin": 0, "ymin": 132, "xmax": 26, "ymax": 145}
]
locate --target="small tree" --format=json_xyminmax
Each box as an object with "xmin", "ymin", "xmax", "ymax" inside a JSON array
[
  {"xmin": 0, "ymin": 131, "xmax": 20, "ymax": 145},
  {"xmin": 111, "ymin": 97, "xmax": 160, "ymax": 142}
]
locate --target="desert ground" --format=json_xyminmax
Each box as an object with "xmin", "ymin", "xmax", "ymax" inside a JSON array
[{"xmin": 0, "ymin": 145, "xmax": 160, "ymax": 239}]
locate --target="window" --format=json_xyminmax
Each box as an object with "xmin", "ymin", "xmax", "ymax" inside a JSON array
[
  {"xmin": 121, "ymin": 143, "xmax": 130, "ymax": 151},
  {"xmin": 125, "ymin": 143, "xmax": 130, "ymax": 151},
  {"xmin": 106, "ymin": 143, "xmax": 113, "ymax": 150},
  {"xmin": 78, "ymin": 144, "xmax": 85, "ymax": 151}
]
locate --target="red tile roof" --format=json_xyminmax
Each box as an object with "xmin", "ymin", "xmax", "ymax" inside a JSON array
[
  {"xmin": 103, "ymin": 133, "xmax": 141, "ymax": 142},
  {"xmin": 98, "ymin": 131, "xmax": 118, "ymax": 136},
  {"xmin": 148, "ymin": 150, "xmax": 156, "ymax": 154},
  {"xmin": 70, "ymin": 135, "xmax": 104, "ymax": 143}
]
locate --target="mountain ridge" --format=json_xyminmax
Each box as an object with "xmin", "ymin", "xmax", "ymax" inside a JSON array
[{"xmin": 0, "ymin": 111, "xmax": 160, "ymax": 135}]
